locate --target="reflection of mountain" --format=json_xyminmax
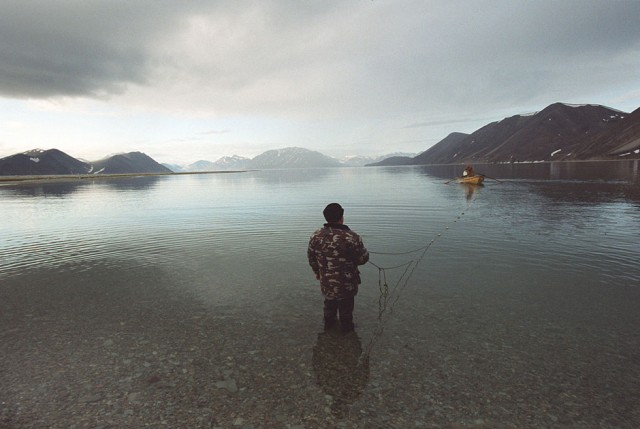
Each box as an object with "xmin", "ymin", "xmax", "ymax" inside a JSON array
[
  {"xmin": 251, "ymin": 167, "xmax": 332, "ymax": 184},
  {"xmin": 525, "ymin": 179, "xmax": 640, "ymax": 206},
  {"xmin": 413, "ymin": 161, "xmax": 640, "ymax": 204},
  {"xmin": 98, "ymin": 176, "xmax": 165, "ymax": 192},
  {"xmin": 415, "ymin": 164, "xmax": 462, "ymax": 180},
  {"xmin": 312, "ymin": 331, "xmax": 370, "ymax": 419},
  {"xmin": 0, "ymin": 181, "xmax": 88, "ymax": 198},
  {"xmin": 0, "ymin": 175, "xmax": 164, "ymax": 198},
  {"xmin": 417, "ymin": 160, "xmax": 639, "ymax": 184}
]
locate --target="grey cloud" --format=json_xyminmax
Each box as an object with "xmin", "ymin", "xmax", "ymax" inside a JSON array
[
  {"xmin": 201, "ymin": 130, "xmax": 230, "ymax": 135},
  {"xmin": 0, "ymin": 1, "xmax": 202, "ymax": 98},
  {"xmin": 404, "ymin": 115, "xmax": 503, "ymax": 129},
  {"xmin": 0, "ymin": 0, "xmax": 638, "ymax": 119}
]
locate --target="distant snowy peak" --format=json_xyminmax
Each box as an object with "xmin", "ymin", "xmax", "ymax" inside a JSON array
[
  {"xmin": 23, "ymin": 148, "xmax": 47, "ymax": 156},
  {"xmin": 562, "ymin": 103, "xmax": 599, "ymax": 108},
  {"xmin": 215, "ymin": 154, "xmax": 250, "ymax": 166},
  {"xmin": 175, "ymin": 151, "xmax": 420, "ymax": 170},
  {"xmin": 173, "ymin": 150, "xmax": 421, "ymax": 170},
  {"xmin": 220, "ymin": 154, "xmax": 248, "ymax": 161},
  {"xmin": 517, "ymin": 103, "xmax": 626, "ymax": 120},
  {"xmin": 341, "ymin": 152, "xmax": 418, "ymax": 166},
  {"xmin": 183, "ymin": 155, "xmax": 251, "ymax": 172},
  {"xmin": 561, "ymin": 102, "xmax": 626, "ymax": 114},
  {"xmin": 539, "ymin": 102, "xmax": 627, "ymax": 122},
  {"xmin": 211, "ymin": 155, "xmax": 251, "ymax": 171},
  {"xmin": 340, "ymin": 155, "xmax": 375, "ymax": 167},
  {"xmin": 248, "ymin": 147, "xmax": 341, "ymax": 169},
  {"xmin": 187, "ymin": 160, "xmax": 217, "ymax": 172}
]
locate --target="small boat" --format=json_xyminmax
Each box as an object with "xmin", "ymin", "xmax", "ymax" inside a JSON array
[{"xmin": 457, "ymin": 175, "xmax": 484, "ymax": 185}]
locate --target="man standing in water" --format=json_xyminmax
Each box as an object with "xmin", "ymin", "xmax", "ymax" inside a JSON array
[{"xmin": 307, "ymin": 203, "xmax": 369, "ymax": 332}]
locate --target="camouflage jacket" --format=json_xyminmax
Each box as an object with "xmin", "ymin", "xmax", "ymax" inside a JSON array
[{"xmin": 307, "ymin": 223, "xmax": 369, "ymax": 299}]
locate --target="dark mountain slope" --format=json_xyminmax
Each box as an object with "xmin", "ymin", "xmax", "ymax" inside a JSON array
[
  {"xmin": 369, "ymin": 156, "xmax": 415, "ymax": 166},
  {"xmin": 411, "ymin": 132, "xmax": 470, "ymax": 165},
  {"xmin": 488, "ymin": 103, "xmax": 626, "ymax": 162},
  {"xmin": 414, "ymin": 103, "xmax": 628, "ymax": 164},
  {"xmin": 0, "ymin": 149, "xmax": 91, "ymax": 175},
  {"xmin": 560, "ymin": 106, "xmax": 640, "ymax": 159},
  {"xmin": 91, "ymin": 152, "xmax": 172, "ymax": 174}
]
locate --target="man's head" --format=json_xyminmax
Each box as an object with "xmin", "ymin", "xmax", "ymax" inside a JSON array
[{"xmin": 323, "ymin": 203, "xmax": 344, "ymax": 223}]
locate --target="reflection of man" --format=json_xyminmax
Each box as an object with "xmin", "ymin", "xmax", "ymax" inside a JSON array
[
  {"xmin": 312, "ymin": 331, "xmax": 370, "ymax": 418},
  {"xmin": 307, "ymin": 203, "xmax": 369, "ymax": 332},
  {"xmin": 465, "ymin": 183, "xmax": 477, "ymax": 201}
]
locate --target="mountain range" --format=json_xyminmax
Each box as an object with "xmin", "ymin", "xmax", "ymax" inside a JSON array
[
  {"xmin": 0, "ymin": 149, "xmax": 171, "ymax": 176},
  {"xmin": 0, "ymin": 147, "xmax": 412, "ymax": 176},
  {"xmin": 2, "ymin": 102, "xmax": 639, "ymax": 176},
  {"xmin": 370, "ymin": 102, "xmax": 640, "ymax": 166},
  {"xmin": 166, "ymin": 150, "xmax": 417, "ymax": 172}
]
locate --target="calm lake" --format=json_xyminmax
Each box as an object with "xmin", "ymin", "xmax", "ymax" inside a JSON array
[{"xmin": 1, "ymin": 161, "xmax": 639, "ymax": 428}]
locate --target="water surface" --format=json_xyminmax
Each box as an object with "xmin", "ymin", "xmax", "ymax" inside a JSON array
[{"xmin": 1, "ymin": 161, "xmax": 639, "ymax": 428}]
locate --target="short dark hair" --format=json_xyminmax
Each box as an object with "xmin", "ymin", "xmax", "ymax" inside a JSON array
[{"xmin": 323, "ymin": 203, "xmax": 344, "ymax": 222}]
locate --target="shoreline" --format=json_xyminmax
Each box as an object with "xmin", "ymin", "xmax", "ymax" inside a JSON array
[
  {"xmin": 399, "ymin": 158, "xmax": 640, "ymax": 167},
  {"xmin": 1, "ymin": 159, "xmax": 637, "ymax": 184},
  {"xmin": 0, "ymin": 170, "xmax": 251, "ymax": 185}
]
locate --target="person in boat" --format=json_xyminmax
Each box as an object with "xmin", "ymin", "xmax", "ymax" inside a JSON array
[
  {"xmin": 462, "ymin": 165, "xmax": 475, "ymax": 177},
  {"xmin": 307, "ymin": 203, "xmax": 369, "ymax": 332}
]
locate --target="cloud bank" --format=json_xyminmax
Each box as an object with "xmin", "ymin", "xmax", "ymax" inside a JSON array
[{"xmin": 1, "ymin": 1, "xmax": 639, "ymax": 161}]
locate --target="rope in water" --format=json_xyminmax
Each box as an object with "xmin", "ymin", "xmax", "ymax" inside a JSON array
[{"xmin": 361, "ymin": 190, "xmax": 479, "ymax": 359}]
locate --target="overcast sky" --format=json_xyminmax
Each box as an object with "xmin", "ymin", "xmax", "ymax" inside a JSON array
[{"xmin": 1, "ymin": 0, "xmax": 639, "ymax": 164}]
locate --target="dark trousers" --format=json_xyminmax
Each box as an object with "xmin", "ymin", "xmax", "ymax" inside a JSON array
[{"xmin": 324, "ymin": 295, "xmax": 355, "ymax": 331}]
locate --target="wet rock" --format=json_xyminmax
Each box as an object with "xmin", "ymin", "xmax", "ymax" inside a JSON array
[
  {"xmin": 79, "ymin": 393, "xmax": 103, "ymax": 403},
  {"xmin": 127, "ymin": 392, "xmax": 142, "ymax": 404},
  {"xmin": 146, "ymin": 375, "xmax": 161, "ymax": 384},
  {"xmin": 215, "ymin": 378, "xmax": 238, "ymax": 393}
]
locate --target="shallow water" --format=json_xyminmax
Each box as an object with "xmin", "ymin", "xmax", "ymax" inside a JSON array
[{"xmin": 1, "ymin": 161, "xmax": 640, "ymax": 428}]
